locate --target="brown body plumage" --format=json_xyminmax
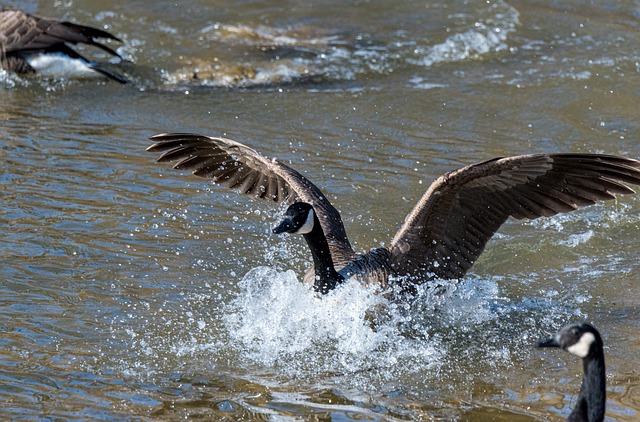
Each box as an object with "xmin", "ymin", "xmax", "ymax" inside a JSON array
[
  {"xmin": 147, "ymin": 133, "xmax": 640, "ymax": 294},
  {"xmin": 0, "ymin": 8, "xmax": 125, "ymax": 82}
]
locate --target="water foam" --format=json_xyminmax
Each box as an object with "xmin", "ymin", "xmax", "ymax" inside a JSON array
[
  {"xmin": 218, "ymin": 264, "xmax": 576, "ymax": 390},
  {"xmin": 223, "ymin": 267, "xmax": 444, "ymax": 377},
  {"xmin": 216, "ymin": 265, "xmax": 597, "ymax": 390},
  {"xmin": 102, "ymin": 231, "xmax": 594, "ymax": 391},
  {"xmin": 166, "ymin": 1, "xmax": 519, "ymax": 88},
  {"xmin": 409, "ymin": 0, "xmax": 520, "ymax": 67}
]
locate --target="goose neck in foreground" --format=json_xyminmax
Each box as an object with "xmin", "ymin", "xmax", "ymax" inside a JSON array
[
  {"xmin": 302, "ymin": 213, "xmax": 344, "ymax": 294},
  {"xmin": 572, "ymin": 352, "xmax": 606, "ymax": 422}
]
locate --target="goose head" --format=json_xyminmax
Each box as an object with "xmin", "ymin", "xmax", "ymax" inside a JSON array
[
  {"xmin": 536, "ymin": 322, "xmax": 602, "ymax": 359},
  {"xmin": 272, "ymin": 202, "xmax": 344, "ymax": 294},
  {"xmin": 273, "ymin": 202, "xmax": 316, "ymax": 235},
  {"xmin": 536, "ymin": 322, "xmax": 606, "ymax": 422}
]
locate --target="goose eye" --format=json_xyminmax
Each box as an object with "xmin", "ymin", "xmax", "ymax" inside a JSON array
[{"xmin": 571, "ymin": 327, "xmax": 580, "ymax": 336}]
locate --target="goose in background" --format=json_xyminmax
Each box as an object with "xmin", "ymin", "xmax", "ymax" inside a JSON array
[
  {"xmin": 537, "ymin": 323, "xmax": 606, "ymax": 422},
  {"xmin": 147, "ymin": 133, "xmax": 640, "ymax": 295},
  {"xmin": 0, "ymin": 8, "xmax": 126, "ymax": 83}
]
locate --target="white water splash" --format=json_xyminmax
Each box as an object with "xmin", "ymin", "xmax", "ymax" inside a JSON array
[
  {"xmin": 0, "ymin": 68, "xmax": 22, "ymax": 88},
  {"xmin": 219, "ymin": 266, "xmax": 564, "ymax": 385},
  {"xmin": 98, "ymin": 259, "xmax": 598, "ymax": 400},
  {"xmin": 223, "ymin": 267, "xmax": 445, "ymax": 376},
  {"xmin": 559, "ymin": 230, "xmax": 594, "ymax": 247}
]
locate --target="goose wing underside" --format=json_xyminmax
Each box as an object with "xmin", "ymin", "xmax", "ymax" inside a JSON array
[
  {"xmin": 0, "ymin": 9, "xmax": 121, "ymax": 58},
  {"xmin": 388, "ymin": 153, "xmax": 640, "ymax": 281},
  {"xmin": 147, "ymin": 133, "xmax": 356, "ymax": 264}
]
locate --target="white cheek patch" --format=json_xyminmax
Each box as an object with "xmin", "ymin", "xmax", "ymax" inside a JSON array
[
  {"xmin": 567, "ymin": 332, "xmax": 596, "ymax": 358},
  {"xmin": 297, "ymin": 209, "xmax": 315, "ymax": 234}
]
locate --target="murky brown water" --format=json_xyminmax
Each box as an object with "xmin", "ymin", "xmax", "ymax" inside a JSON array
[{"xmin": 2, "ymin": 0, "xmax": 640, "ymax": 420}]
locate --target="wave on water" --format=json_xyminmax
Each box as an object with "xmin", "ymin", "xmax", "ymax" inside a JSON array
[
  {"xmin": 164, "ymin": 0, "xmax": 521, "ymax": 89},
  {"xmin": 1, "ymin": 0, "xmax": 520, "ymax": 90},
  {"xmin": 408, "ymin": 0, "xmax": 520, "ymax": 67},
  {"xmin": 163, "ymin": 23, "xmax": 395, "ymax": 89}
]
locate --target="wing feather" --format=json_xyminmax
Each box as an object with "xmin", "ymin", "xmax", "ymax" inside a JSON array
[
  {"xmin": 0, "ymin": 9, "xmax": 123, "ymax": 82},
  {"xmin": 389, "ymin": 153, "xmax": 640, "ymax": 280},
  {"xmin": 0, "ymin": 9, "xmax": 121, "ymax": 53},
  {"xmin": 147, "ymin": 133, "xmax": 356, "ymax": 265}
]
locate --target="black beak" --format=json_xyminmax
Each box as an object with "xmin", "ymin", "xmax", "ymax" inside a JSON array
[
  {"xmin": 536, "ymin": 334, "xmax": 561, "ymax": 348},
  {"xmin": 272, "ymin": 216, "xmax": 294, "ymax": 234}
]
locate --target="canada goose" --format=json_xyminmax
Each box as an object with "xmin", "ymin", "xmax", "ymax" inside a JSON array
[
  {"xmin": 536, "ymin": 323, "xmax": 605, "ymax": 422},
  {"xmin": 0, "ymin": 8, "xmax": 126, "ymax": 83},
  {"xmin": 147, "ymin": 133, "xmax": 640, "ymax": 295}
]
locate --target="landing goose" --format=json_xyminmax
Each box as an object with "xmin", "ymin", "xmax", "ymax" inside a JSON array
[
  {"xmin": 147, "ymin": 133, "xmax": 640, "ymax": 295},
  {"xmin": 537, "ymin": 323, "xmax": 606, "ymax": 422},
  {"xmin": 0, "ymin": 8, "xmax": 126, "ymax": 83}
]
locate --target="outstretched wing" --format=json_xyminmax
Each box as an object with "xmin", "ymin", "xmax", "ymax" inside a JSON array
[
  {"xmin": 147, "ymin": 133, "xmax": 357, "ymax": 265},
  {"xmin": 389, "ymin": 153, "xmax": 640, "ymax": 280}
]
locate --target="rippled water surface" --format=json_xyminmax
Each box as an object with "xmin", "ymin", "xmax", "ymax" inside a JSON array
[{"xmin": 2, "ymin": 0, "xmax": 640, "ymax": 420}]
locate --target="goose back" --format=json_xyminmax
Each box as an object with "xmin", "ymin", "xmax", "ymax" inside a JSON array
[{"xmin": 303, "ymin": 247, "xmax": 394, "ymax": 288}]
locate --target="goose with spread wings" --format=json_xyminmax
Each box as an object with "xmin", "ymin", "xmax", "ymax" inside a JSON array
[
  {"xmin": 0, "ymin": 8, "xmax": 126, "ymax": 83},
  {"xmin": 147, "ymin": 133, "xmax": 640, "ymax": 295}
]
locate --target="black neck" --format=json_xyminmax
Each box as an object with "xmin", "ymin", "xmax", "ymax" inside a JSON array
[
  {"xmin": 301, "ymin": 213, "xmax": 344, "ymax": 294},
  {"xmin": 572, "ymin": 348, "xmax": 606, "ymax": 422}
]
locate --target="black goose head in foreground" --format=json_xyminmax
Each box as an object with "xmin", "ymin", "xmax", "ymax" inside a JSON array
[
  {"xmin": 147, "ymin": 133, "xmax": 640, "ymax": 295},
  {"xmin": 537, "ymin": 323, "xmax": 606, "ymax": 422},
  {"xmin": 0, "ymin": 8, "xmax": 126, "ymax": 83}
]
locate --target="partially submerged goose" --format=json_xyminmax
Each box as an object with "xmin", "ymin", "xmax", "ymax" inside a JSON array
[
  {"xmin": 0, "ymin": 8, "xmax": 126, "ymax": 83},
  {"xmin": 537, "ymin": 323, "xmax": 606, "ymax": 422},
  {"xmin": 147, "ymin": 133, "xmax": 640, "ymax": 295}
]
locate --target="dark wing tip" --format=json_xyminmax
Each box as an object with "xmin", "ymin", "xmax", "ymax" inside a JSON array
[
  {"xmin": 91, "ymin": 41, "xmax": 122, "ymax": 59},
  {"xmin": 60, "ymin": 21, "xmax": 123, "ymax": 43},
  {"xmin": 148, "ymin": 132, "xmax": 210, "ymax": 142},
  {"xmin": 145, "ymin": 132, "xmax": 296, "ymax": 204},
  {"xmin": 388, "ymin": 151, "xmax": 640, "ymax": 281},
  {"xmin": 146, "ymin": 133, "xmax": 211, "ymax": 153}
]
